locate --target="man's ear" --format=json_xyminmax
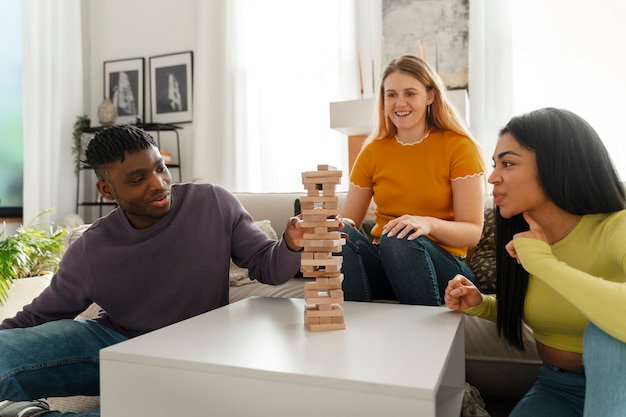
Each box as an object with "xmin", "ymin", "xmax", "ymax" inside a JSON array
[{"xmin": 96, "ymin": 180, "xmax": 116, "ymax": 201}]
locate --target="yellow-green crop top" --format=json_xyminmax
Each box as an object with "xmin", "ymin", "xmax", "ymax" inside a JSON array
[{"xmin": 464, "ymin": 211, "xmax": 626, "ymax": 353}]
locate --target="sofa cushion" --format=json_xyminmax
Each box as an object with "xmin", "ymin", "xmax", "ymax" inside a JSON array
[
  {"xmin": 229, "ymin": 220, "xmax": 279, "ymax": 287},
  {"xmin": 470, "ymin": 207, "xmax": 496, "ymax": 294}
]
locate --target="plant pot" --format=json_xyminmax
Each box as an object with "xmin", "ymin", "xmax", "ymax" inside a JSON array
[{"xmin": 0, "ymin": 274, "xmax": 52, "ymax": 322}]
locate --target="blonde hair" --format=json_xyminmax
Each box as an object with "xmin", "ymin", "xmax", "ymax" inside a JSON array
[{"xmin": 366, "ymin": 55, "xmax": 474, "ymax": 145}]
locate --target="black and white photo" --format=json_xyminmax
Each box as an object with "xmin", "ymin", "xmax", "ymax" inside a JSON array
[
  {"xmin": 103, "ymin": 57, "xmax": 144, "ymax": 124},
  {"xmin": 150, "ymin": 51, "xmax": 193, "ymax": 123}
]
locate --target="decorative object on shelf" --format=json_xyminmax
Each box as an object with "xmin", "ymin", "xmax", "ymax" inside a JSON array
[
  {"xmin": 71, "ymin": 114, "xmax": 90, "ymax": 174},
  {"xmin": 0, "ymin": 208, "xmax": 67, "ymax": 306},
  {"xmin": 149, "ymin": 51, "xmax": 193, "ymax": 124},
  {"xmin": 103, "ymin": 57, "xmax": 145, "ymax": 124},
  {"xmin": 159, "ymin": 149, "xmax": 173, "ymax": 164},
  {"xmin": 97, "ymin": 98, "xmax": 118, "ymax": 126}
]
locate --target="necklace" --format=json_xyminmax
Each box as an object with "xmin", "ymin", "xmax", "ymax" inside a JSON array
[{"xmin": 395, "ymin": 130, "xmax": 431, "ymax": 145}]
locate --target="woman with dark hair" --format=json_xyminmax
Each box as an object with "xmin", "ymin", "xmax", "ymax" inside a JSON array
[
  {"xmin": 340, "ymin": 55, "xmax": 485, "ymax": 306},
  {"xmin": 446, "ymin": 107, "xmax": 626, "ymax": 416}
]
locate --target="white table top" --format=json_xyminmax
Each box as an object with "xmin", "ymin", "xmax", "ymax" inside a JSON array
[{"xmin": 101, "ymin": 297, "xmax": 463, "ymax": 400}]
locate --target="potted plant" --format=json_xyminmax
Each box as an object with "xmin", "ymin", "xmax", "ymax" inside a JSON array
[
  {"xmin": 72, "ymin": 114, "xmax": 91, "ymax": 174},
  {"xmin": 0, "ymin": 209, "xmax": 67, "ymax": 319}
]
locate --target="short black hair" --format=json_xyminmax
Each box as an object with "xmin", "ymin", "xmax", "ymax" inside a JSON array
[{"xmin": 84, "ymin": 125, "xmax": 157, "ymax": 180}]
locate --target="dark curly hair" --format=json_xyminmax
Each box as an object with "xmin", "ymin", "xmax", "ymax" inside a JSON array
[{"xmin": 84, "ymin": 125, "xmax": 157, "ymax": 180}]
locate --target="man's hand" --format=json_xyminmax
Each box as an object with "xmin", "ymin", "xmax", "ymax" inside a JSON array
[{"xmin": 284, "ymin": 216, "xmax": 308, "ymax": 251}]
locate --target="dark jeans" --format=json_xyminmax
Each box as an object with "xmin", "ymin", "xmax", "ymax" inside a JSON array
[
  {"xmin": 340, "ymin": 223, "xmax": 475, "ymax": 305},
  {"xmin": 0, "ymin": 319, "xmax": 127, "ymax": 416}
]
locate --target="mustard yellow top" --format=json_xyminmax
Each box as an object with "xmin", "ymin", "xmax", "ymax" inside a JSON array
[
  {"xmin": 464, "ymin": 211, "xmax": 626, "ymax": 352},
  {"xmin": 350, "ymin": 130, "xmax": 484, "ymax": 257}
]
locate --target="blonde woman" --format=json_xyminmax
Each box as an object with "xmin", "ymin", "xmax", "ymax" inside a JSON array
[{"xmin": 340, "ymin": 55, "xmax": 485, "ymax": 305}]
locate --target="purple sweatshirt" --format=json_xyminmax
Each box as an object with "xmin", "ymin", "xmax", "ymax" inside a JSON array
[{"xmin": 0, "ymin": 183, "xmax": 301, "ymax": 337}]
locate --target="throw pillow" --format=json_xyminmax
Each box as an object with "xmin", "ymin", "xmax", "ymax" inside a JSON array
[
  {"xmin": 229, "ymin": 220, "xmax": 278, "ymax": 287},
  {"xmin": 469, "ymin": 207, "xmax": 496, "ymax": 294}
]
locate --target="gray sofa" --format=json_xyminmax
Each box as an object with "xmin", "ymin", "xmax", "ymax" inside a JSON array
[{"xmin": 49, "ymin": 191, "xmax": 540, "ymax": 413}]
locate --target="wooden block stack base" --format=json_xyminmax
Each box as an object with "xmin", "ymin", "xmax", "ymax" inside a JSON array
[{"xmin": 300, "ymin": 165, "xmax": 346, "ymax": 332}]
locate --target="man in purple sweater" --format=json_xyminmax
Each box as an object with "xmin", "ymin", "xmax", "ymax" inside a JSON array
[{"xmin": 0, "ymin": 125, "xmax": 306, "ymax": 417}]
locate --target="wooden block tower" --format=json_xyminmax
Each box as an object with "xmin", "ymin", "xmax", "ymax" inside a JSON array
[{"xmin": 300, "ymin": 165, "xmax": 346, "ymax": 332}]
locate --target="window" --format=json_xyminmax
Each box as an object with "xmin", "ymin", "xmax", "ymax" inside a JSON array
[
  {"xmin": 231, "ymin": 0, "xmax": 357, "ymax": 192},
  {"xmin": 0, "ymin": 0, "xmax": 23, "ymax": 218}
]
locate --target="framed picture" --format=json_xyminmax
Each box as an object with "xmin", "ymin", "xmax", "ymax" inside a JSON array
[
  {"xmin": 149, "ymin": 51, "xmax": 193, "ymax": 124},
  {"xmin": 103, "ymin": 57, "xmax": 144, "ymax": 124}
]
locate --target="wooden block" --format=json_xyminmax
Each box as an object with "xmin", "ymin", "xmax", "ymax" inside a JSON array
[
  {"xmin": 320, "ymin": 316, "xmax": 332, "ymax": 324},
  {"xmin": 322, "ymin": 189, "xmax": 336, "ymax": 197},
  {"xmin": 324, "ymin": 265, "xmax": 341, "ymax": 273},
  {"xmin": 303, "ymin": 231, "xmax": 342, "ymax": 240},
  {"xmin": 328, "ymin": 289, "xmax": 344, "ymax": 299},
  {"xmin": 305, "ymin": 289, "xmax": 321, "ymax": 298},
  {"xmin": 305, "ymin": 294, "xmax": 343, "ymax": 305},
  {"xmin": 308, "ymin": 238, "xmax": 346, "ymax": 247},
  {"xmin": 301, "ymin": 208, "xmax": 340, "ymax": 217},
  {"xmin": 300, "ymin": 252, "xmax": 314, "ymax": 260},
  {"xmin": 302, "ymin": 169, "xmax": 342, "ymax": 178},
  {"xmin": 332, "ymin": 315, "xmax": 345, "ymax": 324},
  {"xmin": 304, "ymin": 278, "xmax": 342, "ymax": 291},
  {"xmin": 299, "ymin": 196, "xmax": 339, "ymax": 205},
  {"xmin": 300, "ymin": 219, "xmax": 340, "ymax": 228},
  {"xmin": 304, "ymin": 304, "xmax": 344, "ymax": 317},
  {"xmin": 317, "ymin": 164, "xmax": 338, "ymax": 171},
  {"xmin": 300, "ymin": 256, "xmax": 343, "ymax": 266},
  {"xmin": 302, "ymin": 176, "xmax": 342, "ymax": 185},
  {"xmin": 300, "ymin": 269, "xmax": 342, "ymax": 278},
  {"xmin": 303, "ymin": 245, "xmax": 342, "ymax": 253},
  {"xmin": 302, "ymin": 214, "xmax": 328, "ymax": 222},
  {"xmin": 306, "ymin": 322, "xmax": 346, "ymax": 332}
]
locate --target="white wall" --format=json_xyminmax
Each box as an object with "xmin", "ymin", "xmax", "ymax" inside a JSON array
[{"xmin": 86, "ymin": 0, "xmax": 198, "ymax": 182}]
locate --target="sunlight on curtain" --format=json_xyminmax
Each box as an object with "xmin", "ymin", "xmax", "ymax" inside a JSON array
[
  {"xmin": 22, "ymin": 0, "xmax": 83, "ymax": 223},
  {"xmin": 231, "ymin": 0, "xmax": 356, "ymax": 192},
  {"xmin": 510, "ymin": 0, "xmax": 626, "ymax": 179}
]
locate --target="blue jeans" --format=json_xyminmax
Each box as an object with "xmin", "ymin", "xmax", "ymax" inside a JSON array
[
  {"xmin": 510, "ymin": 363, "xmax": 585, "ymax": 417},
  {"xmin": 341, "ymin": 224, "xmax": 475, "ymax": 305},
  {"xmin": 511, "ymin": 323, "xmax": 626, "ymax": 417},
  {"xmin": 0, "ymin": 319, "xmax": 128, "ymax": 417},
  {"xmin": 583, "ymin": 322, "xmax": 626, "ymax": 417}
]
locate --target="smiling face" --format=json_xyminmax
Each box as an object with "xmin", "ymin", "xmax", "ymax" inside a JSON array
[
  {"xmin": 96, "ymin": 146, "xmax": 172, "ymax": 229},
  {"xmin": 488, "ymin": 133, "xmax": 551, "ymax": 218},
  {"xmin": 383, "ymin": 71, "xmax": 434, "ymax": 140}
]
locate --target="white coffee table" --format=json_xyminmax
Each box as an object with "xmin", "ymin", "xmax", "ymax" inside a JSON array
[{"xmin": 100, "ymin": 297, "xmax": 464, "ymax": 417}]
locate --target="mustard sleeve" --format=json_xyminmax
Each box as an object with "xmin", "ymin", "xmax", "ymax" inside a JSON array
[
  {"xmin": 463, "ymin": 294, "xmax": 498, "ymax": 322},
  {"xmin": 515, "ymin": 237, "xmax": 626, "ymax": 344}
]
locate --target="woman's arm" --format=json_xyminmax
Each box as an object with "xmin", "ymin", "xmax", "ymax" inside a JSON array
[
  {"xmin": 382, "ymin": 174, "xmax": 484, "ymax": 248},
  {"xmin": 340, "ymin": 184, "xmax": 373, "ymax": 229}
]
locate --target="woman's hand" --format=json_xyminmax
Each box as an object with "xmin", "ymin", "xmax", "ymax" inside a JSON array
[
  {"xmin": 505, "ymin": 212, "xmax": 548, "ymax": 263},
  {"xmin": 444, "ymin": 275, "xmax": 483, "ymax": 311},
  {"xmin": 382, "ymin": 214, "xmax": 433, "ymax": 240}
]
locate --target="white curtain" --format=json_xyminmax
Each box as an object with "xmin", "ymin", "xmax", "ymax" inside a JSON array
[
  {"xmin": 193, "ymin": 0, "xmax": 357, "ymax": 192},
  {"xmin": 470, "ymin": 0, "xmax": 626, "ymax": 180},
  {"xmin": 22, "ymin": 0, "xmax": 83, "ymax": 224}
]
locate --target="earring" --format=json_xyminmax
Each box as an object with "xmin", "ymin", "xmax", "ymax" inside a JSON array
[{"xmin": 427, "ymin": 104, "xmax": 431, "ymax": 118}]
